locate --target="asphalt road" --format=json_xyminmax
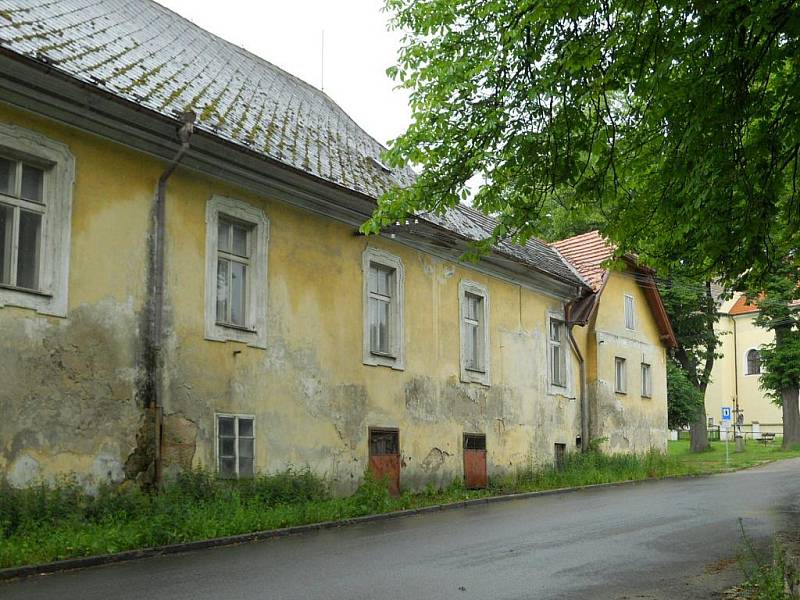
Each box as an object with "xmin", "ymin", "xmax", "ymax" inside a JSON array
[{"xmin": 4, "ymin": 458, "xmax": 800, "ymax": 600}]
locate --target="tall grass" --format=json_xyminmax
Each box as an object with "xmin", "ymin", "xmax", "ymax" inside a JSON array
[{"xmin": 0, "ymin": 448, "xmax": 692, "ymax": 569}]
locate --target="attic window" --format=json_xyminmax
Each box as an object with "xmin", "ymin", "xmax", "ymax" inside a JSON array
[{"xmin": 369, "ymin": 157, "xmax": 392, "ymax": 173}]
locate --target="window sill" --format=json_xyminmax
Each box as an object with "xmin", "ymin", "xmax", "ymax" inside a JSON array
[
  {"xmin": 641, "ymin": 394, "xmax": 652, "ymax": 399},
  {"xmin": 216, "ymin": 321, "xmax": 257, "ymax": 334},
  {"xmin": 615, "ymin": 391, "xmax": 627, "ymax": 395},
  {"xmin": 370, "ymin": 350, "xmax": 397, "ymax": 359},
  {"xmin": 465, "ymin": 367, "xmax": 487, "ymax": 375},
  {"xmin": 0, "ymin": 283, "xmax": 52, "ymax": 298}
]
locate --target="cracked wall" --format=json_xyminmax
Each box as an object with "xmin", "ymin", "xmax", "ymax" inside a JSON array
[{"xmin": 1, "ymin": 103, "xmax": 665, "ymax": 494}]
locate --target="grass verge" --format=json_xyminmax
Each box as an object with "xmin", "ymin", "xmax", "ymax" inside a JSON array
[{"xmin": 1, "ymin": 440, "xmax": 799, "ymax": 570}]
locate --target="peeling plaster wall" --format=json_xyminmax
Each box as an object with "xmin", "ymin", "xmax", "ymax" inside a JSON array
[
  {"xmin": 589, "ymin": 272, "xmax": 669, "ymax": 453},
  {"xmin": 0, "ymin": 105, "xmax": 154, "ymax": 488},
  {"xmin": 2, "ymin": 103, "xmax": 667, "ymax": 494}
]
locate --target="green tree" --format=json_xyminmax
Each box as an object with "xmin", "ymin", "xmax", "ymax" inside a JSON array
[
  {"xmin": 666, "ymin": 360, "xmax": 705, "ymax": 431},
  {"xmin": 659, "ymin": 277, "xmax": 720, "ymax": 451},
  {"xmin": 372, "ymin": 0, "xmax": 800, "ymax": 449},
  {"xmin": 754, "ymin": 276, "xmax": 800, "ymax": 448}
]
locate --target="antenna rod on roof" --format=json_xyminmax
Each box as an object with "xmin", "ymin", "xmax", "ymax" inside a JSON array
[{"xmin": 320, "ymin": 29, "xmax": 325, "ymax": 92}]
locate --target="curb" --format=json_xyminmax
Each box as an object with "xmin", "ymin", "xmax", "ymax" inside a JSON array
[{"xmin": 0, "ymin": 473, "xmax": 705, "ymax": 582}]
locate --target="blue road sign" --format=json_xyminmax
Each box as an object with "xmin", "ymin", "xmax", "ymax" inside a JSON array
[{"xmin": 721, "ymin": 407, "xmax": 732, "ymax": 422}]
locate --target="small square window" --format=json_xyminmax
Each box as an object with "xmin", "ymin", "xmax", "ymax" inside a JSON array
[
  {"xmin": 615, "ymin": 357, "xmax": 627, "ymax": 394},
  {"xmin": 216, "ymin": 414, "xmax": 255, "ymax": 478}
]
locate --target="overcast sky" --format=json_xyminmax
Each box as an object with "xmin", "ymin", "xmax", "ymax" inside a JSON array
[{"xmin": 157, "ymin": 0, "xmax": 411, "ymax": 148}]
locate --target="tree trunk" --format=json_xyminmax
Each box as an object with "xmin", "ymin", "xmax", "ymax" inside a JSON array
[
  {"xmin": 782, "ymin": 387, "xmax": 800, "ymax": 449},
  {"xmin": 690, "ymin": 404, "xmax": 710, "ymax": 452}
]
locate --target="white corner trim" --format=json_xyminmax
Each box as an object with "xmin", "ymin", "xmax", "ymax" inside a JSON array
[
  {"xmin": 0, "ymin": 122, "xmax": 75, "ymax": 317},
  {"xmin": 459, "ymin": 279, "xmax": 490, "ymax": 386},
  {"xmin": 204, "ymin": 195, "xmax": 269, "ymax": 349},
  {"xmin": 361, "ymin": 246, "xmax": 405, "ymax": 370}
]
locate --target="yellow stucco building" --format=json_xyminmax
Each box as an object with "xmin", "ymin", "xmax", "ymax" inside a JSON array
[
  {"xmin": 0, "ymin": 0, "xmax": 675, "ymax": 492},
  {"xmin": 704, "ymin": 294, "xmax": 783, "ymax": 436}
]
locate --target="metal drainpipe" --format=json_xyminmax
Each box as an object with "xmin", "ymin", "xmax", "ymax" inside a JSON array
[
  {"xmin": 151, "ymin": 110, "xmax": 195, "ymax": 488},
  {"xmin": 566, "ymin": 302, "xmax": 590, "ymax": 453}
]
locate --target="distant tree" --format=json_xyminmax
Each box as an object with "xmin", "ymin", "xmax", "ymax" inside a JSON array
[
  {"xmin": 659, "ymin": 277, "xmax": 720, "ymax": 451},
  {"xmin": 754, "ymin": 275, "xmax": 800, "ymax": 449},
  {"xmin": 666, "ymin": 360, "xmax": 705, "ymax": 431}
]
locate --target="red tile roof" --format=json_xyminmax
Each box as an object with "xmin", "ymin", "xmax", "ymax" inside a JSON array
[{"xmin": 551, "ymin": 230, "xmax": 615, "ymax": 291}]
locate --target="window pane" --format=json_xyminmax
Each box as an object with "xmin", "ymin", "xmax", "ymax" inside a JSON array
[
  {"xmin": 0, "ymin": 157, "xmax": 14, "ymax": 196},
  {"xmin": 238, "ymin": 457, "xmax": 254, "ymax": 477},
  {"xmin": 0, "ymin": 204, "xmax": 11, "ymax": 285},
  {"xmin": 552, "ymin": 346, "xmax": 561, "ymax": 384},
  {"xmin": 231, "ymin": 224, "xmax": 249, "ymax": 257},
  {"xmin": 371, "ymin": 264, "xmax": 392, "ymax": 296},
  {"xmin": 238, "ymin": 418, "xmax": 253, "ymax": 437},
  {"xmin": 220, "ymin": 437, "xmax": 235, "ymax": 457},
  {"xmin": 465, "ymin": 323, "xmax": 477, "ymax": 368},
  {"xmin": 465, "ymin": 294, "xmax": 480, "ymax": 320},
  {"xmin": 216, "ymin": 259, "xmax": 229, "ymax": 322},
  {"xmin": 218, "ymin": 220, "xmax": 230, "ymax": 252},
  {"xmin": 219, "ymin": 457, "xmax": 236, "ymax": 477},
  {"xmin": 550, "ymin": 320, "xmax": 561, "ymax": 342},
  {"xmin": 377, "ymin": 298, "xmax": 389, "ymax": 352},
  {"xmin": 17, "ymin": 210, "xmax": 41, "ymax": 289},
  {"xmin": 238, "ymin": 437, "xmax": 254, "ymax": 459},
  {"xmin": 218, "ymin": 416, "xmax": 235, "ymax": 437},
  {"xmin": 230, "ymin": 261, "xmax": 246, "ymax": 326},
  {"xmin": 20, "ymin": 164, "xmax": 43, "ymax": 203}
]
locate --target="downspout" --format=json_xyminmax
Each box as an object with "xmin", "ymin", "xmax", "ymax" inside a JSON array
[
  {"xmin": 149, "ymin": 109, "xmax": 195, "ymax": 488},
  {"xmin": 566, "ymin": 301, "xmax": 590, "ymax": 453}
]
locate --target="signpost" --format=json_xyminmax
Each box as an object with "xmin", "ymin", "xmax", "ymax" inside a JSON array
[{"xmin": 721, "ymin": 407, "xmax": 732, "ymax": 466}]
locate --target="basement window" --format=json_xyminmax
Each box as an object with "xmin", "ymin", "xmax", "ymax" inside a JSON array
[
  {"xmin": 0, "ymin": 124, "xmax": 75, "ymax": 317},
  {"xmin": 216, "ymin": 414, "xmax": 255, "ymax": 478},
  {"xmin": 369, "ymin": 428, "xmax": 399, "ymax": 456},
  {"xmin": 204, "ymin": 195, "xmax": 269, "ymax": 348},
  {"xmin": 463, "ymin": 433, "xmax": 487, "ymax": 451},
  {"xmin": 459, "ymin": 280, "xmax": 490, "ymax": 385}
]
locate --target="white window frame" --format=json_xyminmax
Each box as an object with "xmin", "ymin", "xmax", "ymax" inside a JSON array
[
  {"xmin": 0, "ymin": 123, "xmax": 74, "ymax": 317},
  {"xmin": 624, "ymin": 294, "xmax": 636, "ymax": 331},
  {"xmin": 214, "ymin": 412, "xmax": 256, "ymax": 478},
  {"xmin": 204, "ymin": 195, "xmax": 269, "ymax": 348},
  {"xmin": 615, "ymin": 356, "xmax": 627, "ymax": 394},
  {"xmin": 362, "ymin": 246, "xmax": 404, "ymax": 370},
  {"xmin": 744, "ymin": 347, "xmax": 761, "ymax": 376},
  {"xmin": 641, "ymin": 362, "xmax": 652, "ymax": 398},
  {"xmin": 547, "ymin": 313, "xmax": 570, "ymax": 393},
  {"xmin": 459, "ymin": 279, "xmax": 490, "ymax": 386}
]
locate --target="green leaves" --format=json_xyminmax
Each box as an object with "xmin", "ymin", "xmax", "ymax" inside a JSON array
[{"xmin": 376, "ymin": 0, "xmax": 800, "ymax": 287}]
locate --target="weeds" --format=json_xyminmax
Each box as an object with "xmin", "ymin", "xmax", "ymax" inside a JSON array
[{"xmin": 737, "ymin": 519, "xmax": 789, "ymax": 599}]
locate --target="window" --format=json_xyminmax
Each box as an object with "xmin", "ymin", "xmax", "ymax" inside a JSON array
[
  {"xmin": 0, "ymin": 124, "xmax": 74, "ymax": 317},
  {"xmin": 549, "ymin": 317, "xmax": 567, "ymax": 388},
  {"xmin": 615, "ymin": 357, "xmax": 627, "ymax": 393},
  {"xmin": 746, "ymin": 349, "xmax": 761, "ymax": 375},
  {"xmin": 624, "ymin": 294, "xmax": 635, "ymax": 330},
  {"xmin": 362, "ymin": 247, "xmax": 404, "ymax": 369},
  {"xmin": 216, "ymin": 414, "xmax": 255, "ymax": 478},
  {"xmin": 204, "ymin": 195, "xmax": 269, "ymax": 348},
  {"xmin": 463, "ymin": 433, "xmax": 487, "ymax": 451},
  {"xmin": 459, "ymin": 280, "xmax": 490, "ymax": 385},
  {"xmin": 641, "ymin": 363, "xmax": 652, "ymax": 397},
  {"xmin": 369, "ymin": 428, "xmax": 399, "ymax": 456}
]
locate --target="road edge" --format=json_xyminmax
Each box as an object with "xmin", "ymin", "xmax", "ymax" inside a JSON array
[{"xmin": 0, "ymin": 472, "xmax": 714, "ymax": 582}]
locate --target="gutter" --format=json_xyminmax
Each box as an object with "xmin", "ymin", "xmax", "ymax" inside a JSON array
[
  {"xmin": 148, "ymin": 109, "xmax": 195, "ymax": 488},
  {"xmin": 566, "ymin": 299, "xmax": 590, "ymax": 452}
]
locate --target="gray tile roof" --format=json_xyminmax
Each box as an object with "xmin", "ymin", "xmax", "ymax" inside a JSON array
[{"xmin": 0, "ymin": 0, "xmax": 584, "ymax": 287}]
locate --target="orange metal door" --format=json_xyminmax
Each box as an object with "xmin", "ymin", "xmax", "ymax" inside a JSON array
[
  {"xmin": 368, "ymin": 428, "xmax": 400, "ymax": 496},
  {"xmin": 463, "ymin": 449, "xmax": 487, "ymax": 489},
  {"xmin": 463, "ymin": 433, "xmax": 487, "ymax": 489}
]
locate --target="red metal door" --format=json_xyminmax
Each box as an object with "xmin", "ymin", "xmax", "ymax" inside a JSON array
[
  {"xmin": 368, "ymin": 428, "xmax": 400, "ymax": 496},
  {"xmin": 463, "ymin": 433, "xmax": 487, "ymax": 489}
]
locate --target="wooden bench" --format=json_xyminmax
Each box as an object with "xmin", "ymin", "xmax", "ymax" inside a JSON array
[{"xmin": 760, "ymin": 432, "xmax": 776, "ymax": 445}]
